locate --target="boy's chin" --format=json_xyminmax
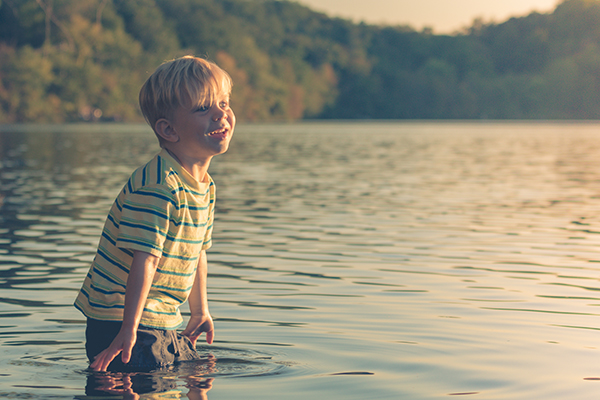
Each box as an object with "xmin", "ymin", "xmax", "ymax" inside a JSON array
[{"xmin": 214, "ymin": 145, "xmax": 230, "ymax": 155}]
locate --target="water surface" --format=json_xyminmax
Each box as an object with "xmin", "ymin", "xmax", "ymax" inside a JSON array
[{"xmin": 2, "ymin": 122, "xmax": 600, "ymax": 399}]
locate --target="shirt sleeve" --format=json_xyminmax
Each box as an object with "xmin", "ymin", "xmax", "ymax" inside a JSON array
[{"xmin": 115, "ymin": 186, "xmax": 175, "ymax": 257}]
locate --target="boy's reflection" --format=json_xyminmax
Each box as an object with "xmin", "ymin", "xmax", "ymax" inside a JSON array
[{"xmin": 84, "ymin": 356, "xmax": 216, "ymax": 399}]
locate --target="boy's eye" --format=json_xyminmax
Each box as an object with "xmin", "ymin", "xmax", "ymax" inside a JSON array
[{"xmin": 196, "ymin": 105, "xmax": 209, "ymax": 112}]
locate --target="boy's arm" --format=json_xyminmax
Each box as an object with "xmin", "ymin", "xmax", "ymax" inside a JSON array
[
  {"xmin": 90, "ymin": 250, "xmax": 159, "ymax": 372},
  {"xmin": 181, "ymin": 250, "xmax": 214, "ymax": 347}
]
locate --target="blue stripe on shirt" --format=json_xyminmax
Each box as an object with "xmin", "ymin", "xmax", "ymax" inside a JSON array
[{"xmin": 97, "ymin": 249, "xmax": 129, "ymax": 274}]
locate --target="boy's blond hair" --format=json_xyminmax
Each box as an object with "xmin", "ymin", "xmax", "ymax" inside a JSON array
[{"xmin": 139, "ymin": 56, "xmax": 232, "ymax": 143}]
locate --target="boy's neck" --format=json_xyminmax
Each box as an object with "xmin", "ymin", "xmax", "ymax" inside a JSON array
[{"xmin": 164, "ymin": 147, "xmax": 211, "ymax": 183}]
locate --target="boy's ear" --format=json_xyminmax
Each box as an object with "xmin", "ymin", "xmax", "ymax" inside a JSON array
[{"xmin": 154, "ymin": 118, "xmax": 180, "ymax": 143}]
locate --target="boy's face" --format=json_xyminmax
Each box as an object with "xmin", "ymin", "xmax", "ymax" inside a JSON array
[{"xmin": 168, "ymin": 91, "xmax": 235, "ymax": 161}]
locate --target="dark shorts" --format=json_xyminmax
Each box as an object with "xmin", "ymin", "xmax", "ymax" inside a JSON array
[{"xmin": 85, "ymin": 318, "xmax": 201, "ymax": 371}]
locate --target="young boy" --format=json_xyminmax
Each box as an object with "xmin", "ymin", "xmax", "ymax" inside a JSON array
[{"xmin": 74, "ymin": 55, "xmax": 235, "ymax": 372}]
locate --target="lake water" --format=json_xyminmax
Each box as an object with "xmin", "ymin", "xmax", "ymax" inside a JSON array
[{"xmin": 2, "ymin": 121, "xmax": 600, "ymax": 399}]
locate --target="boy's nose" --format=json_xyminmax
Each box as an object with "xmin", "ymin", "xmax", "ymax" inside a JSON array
[{"xmin": 212, "ymin": 108, "xmax": 227, "ymax": 121}]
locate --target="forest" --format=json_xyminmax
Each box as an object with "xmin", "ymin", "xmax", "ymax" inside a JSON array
[{"xmin": 1, "ymin": 0, "xmax": 600, "ymax": 122}]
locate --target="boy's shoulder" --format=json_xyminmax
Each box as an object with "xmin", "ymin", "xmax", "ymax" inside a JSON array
[
  {"xmin": 125, "ymin": 151, "xmax": 174, "ymax": 194},
  {"xmin": 125, "ymin": 150, "xmax": 214, "ymax": 200}
]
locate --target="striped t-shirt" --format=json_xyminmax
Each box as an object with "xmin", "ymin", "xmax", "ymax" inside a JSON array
[{"xmin": 74, "ymin": 149, "xmax": 215, "ymax": 329}]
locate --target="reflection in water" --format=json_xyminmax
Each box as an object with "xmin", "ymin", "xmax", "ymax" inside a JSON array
[
  {"xmin": 84, "ymin": 372, "xmax": 185, "ymax": 398},
  {"xmin": 3, "ymin": 123, "xmax": 600, "ymax": 398},
  {"xmin": 82, "ymin": 345, "xmax": 291, "ymax": 398},
  {"xmin": 82, "ymin": 351, "xmax": 243, "ymax": 399}
]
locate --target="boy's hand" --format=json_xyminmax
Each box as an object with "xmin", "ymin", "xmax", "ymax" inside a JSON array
[
  {"xmin": 90, "ymin": 328, "xmax": 137, "ymax": 372},
  {"xmin": 181, "ymin": 314, "xmax": 214, "ymax": 347}
]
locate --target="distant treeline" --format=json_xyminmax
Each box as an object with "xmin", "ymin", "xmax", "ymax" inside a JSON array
[{"xmin": 1, "ymin": 0, "xmax": 600, "ymax": 122}]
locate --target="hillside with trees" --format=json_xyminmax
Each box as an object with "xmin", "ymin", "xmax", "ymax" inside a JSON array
[{"xmin": 1, "ymin": 0, "xmax": 600, "ymax": 122}]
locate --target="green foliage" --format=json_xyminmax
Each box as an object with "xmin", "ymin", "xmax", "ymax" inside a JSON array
[
  {"xmin": 3, "ymin": 0, "xmax": 600, "ymax": 122},
  {"xmin": 0, "ymin": 0, "xmax": 46, "ymax": 47},
  {"xmin": 0, "ymin": 45, "xmax": 59, "ymax": 122},
  {"xmin": 476, "ymin": 12, "xmax": 550, "ymax": 74}
]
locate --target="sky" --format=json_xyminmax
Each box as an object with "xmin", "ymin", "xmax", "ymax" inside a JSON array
[{"xmin": 293, "ymin": 0, "xmax": 561, "ymax": 34}]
